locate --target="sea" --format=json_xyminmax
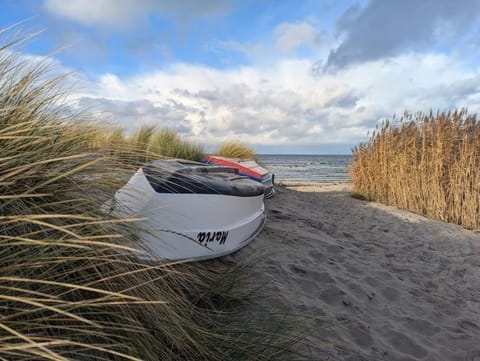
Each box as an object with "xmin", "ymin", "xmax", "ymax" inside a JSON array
[{"xmin": 257, "ymin": 154, "xmax": 353, "ymax": 183}]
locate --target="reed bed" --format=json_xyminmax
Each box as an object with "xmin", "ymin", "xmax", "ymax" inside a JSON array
[
  {"xmin": 0, "ymin": 33, "xmax": 301, "ymax": 360},
  {"xmin": 351, "ymin": 109, "xmax": 480, "ymax": 229}
]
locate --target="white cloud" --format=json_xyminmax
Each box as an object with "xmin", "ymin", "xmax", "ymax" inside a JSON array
[
  {"xmin": 74, "ymin": 51, "xmax": 480, "ymax": 152},
  {"xmin": 44, "ymin": 0, "xmax": 232, "ymax": 27},
  {"xmin": 210, "ymin": 21, "xmax": 323, "ymax": 63},
  {"xmin": 204, "ymin": 18, "xmax": 330, "ymax": 66},
  {"xmin": 274, "ymin": 22, "xmax": 321, "ymax": 53}
]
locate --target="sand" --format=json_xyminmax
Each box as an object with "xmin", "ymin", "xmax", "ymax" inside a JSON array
[{"xmin": 233, "ymin": 182, "xmax": 480, "ymax": 361}]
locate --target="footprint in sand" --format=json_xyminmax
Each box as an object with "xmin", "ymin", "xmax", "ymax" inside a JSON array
[
  {"xmin": 458, "ymin": 319, "xmax": 480, "ymax": 333},
  {"xmin": 318, "ymin": 285, "xmax": 344, "ymax": 306},
  {"xmin": 297, "ymin": 278, "xmax": 320, "ymax": 294},
  {"xmin": 363, "ymin": 275, "xmax": 380, "ymax": 287},
  {"xmin": 344, "ymin": 264, "xmax": 364, "ymax": 276},
  {"xmin": 310, "ymin": 271, "xmax": 336, "ymax": 284},
  {"xmin": 375, "ymin": 270, "xmax": 394, "ymax": 280},
  {"xmin": 288, "ymin": 264, "xmax": 307, "ymax": 276},
  {"xmin": 345, "ymin": 281, "xmax": 366, "ymax": 298},
  {"xmin": 381, "ymin": 286, "xmax": 400, "ymax": 301},
  {"xmin": 308, "ymin": 250, "xmax": 327, "ymax": 262},
  {"xmin": 348, "ymin": 323, "xmax": 374, "ymax": 349},
  {"xmin": 326, "ymin": 244, "xmax": 344, "ymax": 254},
  {"xmin": 402, "ymin": 317, "xmax": 440, "ymax": 337},
  {"xmin": 386, "ymin": 330, "xmax": 428, "ymax": 359}
]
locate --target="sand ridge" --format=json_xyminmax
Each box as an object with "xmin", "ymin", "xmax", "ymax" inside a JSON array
[{"xmin": 233, "ymin": 183, "xmax": 480, "ymax": 360}]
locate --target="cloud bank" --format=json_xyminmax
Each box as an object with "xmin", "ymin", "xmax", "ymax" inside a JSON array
[
  {"xmin": 41, "ymin": 0, "xmax": 480, "ymax": 152},
  {"xmin": 77, "ymin": 52, "xmax": 480, "ymax": 152},
  {"xmin": 326, "ymin": 0, "xmax": 480, "ymax": 70}
]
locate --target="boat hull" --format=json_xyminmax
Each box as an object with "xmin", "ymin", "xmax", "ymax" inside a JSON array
[{"xmin": 108, "ymin": 167, "xmax": 266, "ymax": 261}]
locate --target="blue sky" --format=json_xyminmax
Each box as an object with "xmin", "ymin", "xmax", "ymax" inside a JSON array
[{"xmin": 2, "ymin": 0, "xmax": 480, "ymax": 154}]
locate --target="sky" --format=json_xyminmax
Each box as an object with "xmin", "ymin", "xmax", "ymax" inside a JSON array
[{"xmin": 1, "ymin": 0, "xmax": 480, "ymax": 154}]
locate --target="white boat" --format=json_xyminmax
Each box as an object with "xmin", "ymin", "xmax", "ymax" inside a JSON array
[
  {"xmin": 204, "ymin": 156, "xmax": 275, "ymax": 198},
  {"xmin": 105, "ymin": 159, "xmax": 266, "ymax": 261}
]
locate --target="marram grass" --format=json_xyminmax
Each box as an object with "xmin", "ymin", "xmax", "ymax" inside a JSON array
[
  {"xmin": 84, "ymin": 125, "xmax": 205, "ymax": 166},
  {"xmin": 215, "ymin": 141, "xmax": 257, "ymax": 160},
  {"xmin": 351, "ymin": 109, "xmax": 480, "ymax": 229},
  {"xmin": 147, "ymin": 128, "xmax": 204, "ymax": 162},
  {"xmin": 0, "ymin": 34, "xmax": 303, "ymax": 360}
]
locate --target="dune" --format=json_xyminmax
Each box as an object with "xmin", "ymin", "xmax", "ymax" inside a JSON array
[{"xmin": 232, "ymin": 183, "xmax": 480, "ymax": 360}]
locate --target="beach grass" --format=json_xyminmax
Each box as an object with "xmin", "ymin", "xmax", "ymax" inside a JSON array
[
  {"xmin": 215, "ymin": 141, "xmax": 257, "ymax": 160},
  {"xmin": 147, "ymin": 128, "xmax": 204, "ymax": 162},
  {"xmin": 80, "ymin": 125, "xmax": 205, "ymax": 165},
  {"xmin": 351, "ymin": 109, "xmax": 480, "ymax": 229},
  {"xmin": 0, "ymin": 34, "xmax": 302, "ymax": 360}
]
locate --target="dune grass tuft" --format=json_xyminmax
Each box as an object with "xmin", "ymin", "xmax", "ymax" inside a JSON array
[
  {"xmin": 215, "ymin": 141, "xmax": 257, "ymax": 160},
  {"xmin": 86, "ymin": 125, "xmax": 205, "ymax": 165},
  {"xmin": 147, "ymin": 128, "xmax": 204, "ymax": 161},
  {"xmin": 351, "ymin": 109, "xmax": 480, "ymax": 229},
  {"xmin": 0, "ymin": 31, "xmax": 303, "ymax": 360}
]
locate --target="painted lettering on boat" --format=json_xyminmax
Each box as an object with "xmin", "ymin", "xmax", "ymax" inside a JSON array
[{"xmin": 196, "ymin": 231, "xmax": 228, "ymax": 245}]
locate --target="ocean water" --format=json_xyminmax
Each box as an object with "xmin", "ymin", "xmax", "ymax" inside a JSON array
[{"xmin": 257, "ymin": 154, "xmax": 353, "ymax": 183}]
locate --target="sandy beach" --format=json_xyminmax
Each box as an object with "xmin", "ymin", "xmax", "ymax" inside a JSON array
[{"xmin": 233, "ymin": 183, "xmax": 480, "ymax": 360}]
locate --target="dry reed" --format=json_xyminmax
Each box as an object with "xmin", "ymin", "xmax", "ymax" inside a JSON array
[{"xmin": 351, "ymin": 109, "xmax": 480, "ymax": 229}]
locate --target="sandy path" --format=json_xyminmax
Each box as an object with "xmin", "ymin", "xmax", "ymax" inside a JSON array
[{"xmin": 233, "ymin": 183, "xmax": 480, "ymax": 361}]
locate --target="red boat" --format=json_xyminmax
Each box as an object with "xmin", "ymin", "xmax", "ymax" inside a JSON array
[{"xmin": 204, "ymin": 156, "xmax": 275, "ymax": 198}]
